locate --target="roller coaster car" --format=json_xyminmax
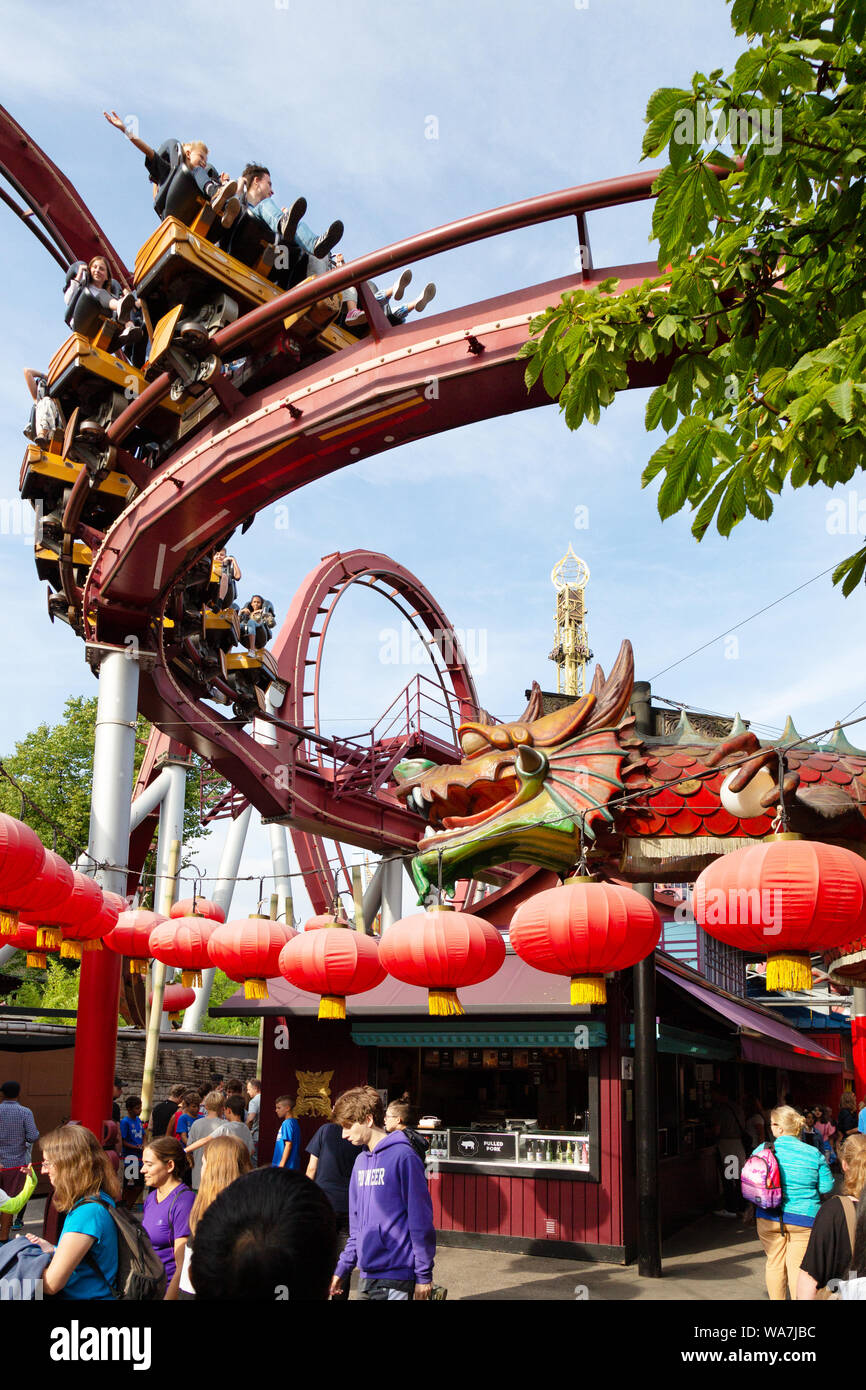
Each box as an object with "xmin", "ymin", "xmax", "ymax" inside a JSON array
[
  {"xmin": 135, "ymin": 220, "xmax": 346, "ymax": 398},
  {"xmin": 19, "ymin": 439, "xmax": 136, "ymax": 533},
  {"xmin": 45, "ymin": 334, "xmax": 185, "ymax": 476},
  {"xmin": 218, "ymin": 646, "xmax": 278, "ymax": 711},
  {"xmin": 200, "ymin": 607, "xmax": 239, "ymax": 655},
  {"xmin": 35, "ymin": 535, "xmax": 92, "ymax": 588}
]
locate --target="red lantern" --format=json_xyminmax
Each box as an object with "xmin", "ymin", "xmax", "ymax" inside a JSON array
[
  {"xmin": 509, "ymin": 877, "xmax": 662, "ymax": 1005},
  {"xmin": 149, "ymin": 983, "xmax": 196, "ymax": 1023},
  {"xmin": 11, "ymin": 849, "xmax": 74, "ymax": 949},
  {"xmin": 695, "ymin": 836, "xmax": 866, "ymax": 992},
  {"xmin": 0, "ymin": 815, "xmax": 46, "ymax": 937},
  {"xmin": 54, "ymin": 872, "xmax": 108, "ymax": 960},
  {"xmin": 278, "ymin": 914, "xmax": 386, "ymax": 1019},
  {"xmin": 149, "ymin": 915, "xmax": 218, "ymax": 988},
  {"xmin": 207, "ymin": 916, "xmax": 296, "ymax": 999},
  {"xmin": 105, "ymin": 908, "xmax": 165, "ymax": 976},
  {"xmin": 170, "ymin": 898, "xmax": 225, "ymax": 924},
  {"xmin": 7, "ymin": 919, "xmax": 60, "ymax": 969},
  {"xmin": 378, "ymin": 905, "xmax": 505, "ymax": 1016}
]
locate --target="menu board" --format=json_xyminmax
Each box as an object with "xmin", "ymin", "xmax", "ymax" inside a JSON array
[{"xmin": 448, "ymin": 1130, "xmax": 518, "ymax": 1164}]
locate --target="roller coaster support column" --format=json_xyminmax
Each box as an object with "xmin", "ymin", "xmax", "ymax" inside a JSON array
[
  {"xmin": 70, "ymin": 649, "xmax": 140, "ymax": 1137},
  {"xmin": 180, "ymin": 804, "xmax": 252, "ymax": 1032},
  {"xmin": 631, "ymin": 680, "xmax": 661, "ymax": 1278},
  {"xmin": 253, "ymin": 695, "xmax": 293, "ymax": 924},
  {"xmin": 853, "ymin": 987, "xmax": 866, "ymax": 1101},
  {"xmin": 379, "ymin": 857, "xmax": 404, "ymax": 932},
  {"xmin": 153, "ymin": 759, "xmax": 189, "ymax": 1032}
]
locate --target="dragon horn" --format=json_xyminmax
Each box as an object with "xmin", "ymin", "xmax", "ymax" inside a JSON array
[
  {"xmin": 590, "ymin": 664, "xmax": 605, "ymax": 698},
  {"xmin": 517, "ymin": 681, "xmax": 544, "ymax": 725},
  {"xmin": 592, "ymin": 639, "xmax": 634, "ymax": 729}
]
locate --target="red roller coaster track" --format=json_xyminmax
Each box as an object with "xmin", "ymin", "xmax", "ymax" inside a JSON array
[{"xmin": 2, "ymin": 104, "xmax": 668, "ymax": 905}]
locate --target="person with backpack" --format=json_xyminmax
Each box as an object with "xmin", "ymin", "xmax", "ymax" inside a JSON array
[
  {"xmin": 141, "ymin": 1137, "xmax": 196, "ymax": 1300},
  {"xmin": 749, "ymin": 1105, "xmax": 834, "ymax": 1301},
  {"xmin": 26, "ymin": 1124, "xmax": 166, "ymax": 1300},
  {"xmin": 798, "ymin": 1133, "xmax": 866, "ymax": 1299},
  {"xmin": 24, "ymin": 1125, "xmax": 122, "ymax": 1299}
]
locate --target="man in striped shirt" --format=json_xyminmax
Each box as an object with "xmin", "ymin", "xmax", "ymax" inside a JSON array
[{"xmin": 0, "ymin": 1080, "xmax": 39, "ymax": 1242}]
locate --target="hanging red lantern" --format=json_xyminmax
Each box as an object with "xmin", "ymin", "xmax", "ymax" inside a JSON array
[
  {"xmin": 278, "ymin": 913, "xmax": 386, "ymax": 1019},
  {"xmin": 54, "ymin": 872, "xmax": 107, "ymax": 960},
  {"xmin": 207, "ymin": 916, "xmax": 296, "ymax": 999},
  {"xmin": 170, "ymin": 898, "xmax": 225, "ymax": 924},
  {"xmin": 7, "ymin": 919, "xmax": 60, "ymax": 969},
  {"xmin": 104, "ymin": 908, "xmax": 165, "ymax": 976},
  {"xmin": 0, "ymin": 815, "xmax": 46, "ymax": 937},
  {"xmin": 149, "ymin": 983, "xmax": 196, "ymax": 1023},
  {"xmin": 509, "ymin": 876, "xmax": 662, "ymax": 1005},
  {"xmin": 149, "ymin": 914, "xmax": 219, "ymax": 987},
  {"xmin": 694, "ymin": 836, "xmax": 866, "ymax": 992},
  {"xmin": 27, "ymin": 851, "xmax": 76, "ymax": 950},
  {"xmin": 378, "ymin": 904, "xmax": 505, "ymax": 1016}
]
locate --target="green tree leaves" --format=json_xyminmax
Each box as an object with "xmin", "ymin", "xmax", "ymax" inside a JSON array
[{"xmin": 524, "ymin": 0, "xmax": 866, "ymax": 595}]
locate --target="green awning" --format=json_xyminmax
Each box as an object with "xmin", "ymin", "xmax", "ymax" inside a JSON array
[
  {"xmin": 351, "ymin": 1019, "xmax": 608, "ymax": 1048},
  {"xmin": 627, "ymin": 1023, "xmax": 735, "ymax": 1061}
]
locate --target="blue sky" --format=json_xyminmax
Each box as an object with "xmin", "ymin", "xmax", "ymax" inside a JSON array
[{"xmin": 0, "ymin": 0, "xmax": 863, "ymax": 920}]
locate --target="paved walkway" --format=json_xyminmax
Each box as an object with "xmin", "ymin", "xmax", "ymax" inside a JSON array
[{"xmin": 429, "ymin": 1215, "xmax": 769, "ymax": 1301}]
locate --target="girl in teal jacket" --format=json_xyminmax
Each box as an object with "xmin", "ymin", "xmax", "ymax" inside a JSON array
[{"xmin": 754, "ymin": 1106, "xmax": 834, "ymax": 1300}]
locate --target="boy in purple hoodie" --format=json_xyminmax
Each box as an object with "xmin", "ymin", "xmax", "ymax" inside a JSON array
[{"xmin": 330, "ymin": 1086, "xmax": 435, "ymax": 1301}]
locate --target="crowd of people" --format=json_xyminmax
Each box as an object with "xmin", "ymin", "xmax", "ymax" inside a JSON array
[
  {"xmin": 708, "ymin": 1085, "xmax": 866, "ymax": 1301},
  {"xmin": 1, "ymin": 1075, "xmax": 438, "ymax": 1300},
  {"xmin": 6, "ymin": 1070, "xmax": 866, "ymax": 1301}
]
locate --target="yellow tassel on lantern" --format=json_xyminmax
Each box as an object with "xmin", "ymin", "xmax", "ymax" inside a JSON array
[
  {"xmin": 0, "ymin": 910, "xmax": 19, "ymax": 936},
  {"xmin": 60, "ymin": 940, "xmax": 82, "ymax": 961},
  {"xmin": 37, "ymin": 927, "xmax": 62, "ymax": 949},
  {"xmin": 245, "ymin": 978, "xmax": 268, "ymax": 1000},
  {"xmin": 766, "ymin": 953, "xmax": 812, "ymax": 992},
  {"xmin": 571, "ymin": 975, "xmax": 607, "ymax": 1005},
  {"xmin": 26, "ymin": 952, "xmax": 47, "ymax": 969},
  {"xmin": 428, "ymin": 988, "xmax": 463, "ymax": 1016},
  {"xmin": 83, "ymin": 939, "xmax": 102, "ymax": 952},
  {"xmin": 318, "ymin": 995, "xmax": 346, "ymax": 1020},
  {"xmin": 130, "ymin": 959, "xmax": 147, "ymax": 976},
  {"xmin": 181, "ymin": 970, "xmax": 202, "ymax": 988}
]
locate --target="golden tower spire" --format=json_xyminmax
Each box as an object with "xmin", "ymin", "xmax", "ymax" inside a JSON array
[{"xmin": 549, "ymin": 546, "xmax": 592, "ymax": 696}]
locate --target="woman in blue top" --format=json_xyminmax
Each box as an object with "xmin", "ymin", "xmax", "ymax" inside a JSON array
[
  {"xmin": 25, "ymin": 1125, "xmax": 120, "ymax": 1299},
  {"xmin": 754, "ymin": 1105, "xmax": 834, "ymax": 1301}
]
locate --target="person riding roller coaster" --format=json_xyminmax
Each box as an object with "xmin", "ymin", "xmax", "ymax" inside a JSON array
[
  {"xmin": 23, "ymin": 368, "xmax": 63, "ymax": 447},
  {"xmin": 238, "ymin": 595, "xmax": 276, "ymax": 652},
  {"xmin": 237, "ymin": 165, "xmax": 343, "ymax": 264},
  {"xmin": 103, "ymin": 111, "xmax": 241, "ymax": 231},
  {"xmin": 333, "ymin": 253, "xmax": 436, "ymax": 329},
  {"xmin": 63, "ymin": 256, "xmax": 134, "ymax": 331}
]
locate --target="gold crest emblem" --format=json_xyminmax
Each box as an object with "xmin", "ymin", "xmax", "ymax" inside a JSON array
[{"xmin": 294, "ymin": 1069, "xmax": 334, "ymax": 1117}]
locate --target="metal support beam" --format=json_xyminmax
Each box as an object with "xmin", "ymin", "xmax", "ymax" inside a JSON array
[
  {"xmin": 630, "ymin": 678, "xmax": 661, "ymax": 1278},
  {"xmin": 180, "ymin": 804, "xmax": 252, "ymax": 1033},
  {"xmin": 380, "ymin": 857, "xmax": 404, "ymax": 931},
  {"xmin": 362, "ymin": 861, "xmax": 385, "ymax": 932},
  {"xmin": 154, "ymin": 762, "xmax": 187, "ymax": 1031},
  {"xmin": 129, "ymin": 769, "xmax": 172, "ymax": 832},
  {"xmin": 70, "ymin": 651, "xmax": 139, "ymax": 1137},
  {"xmin": 255, "ymin": 692, "xmax": 293, "ymax": 926}
]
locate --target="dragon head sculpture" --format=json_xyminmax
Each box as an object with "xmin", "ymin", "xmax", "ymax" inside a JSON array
[{"xmin": 395, "ymin": 640, "xmax": 644, "ymax": 898}]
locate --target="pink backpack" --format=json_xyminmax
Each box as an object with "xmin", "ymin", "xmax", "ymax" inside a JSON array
[{"xmin": 741, "ymin": 1141, "xmax": 783, "ymax": 1208}]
